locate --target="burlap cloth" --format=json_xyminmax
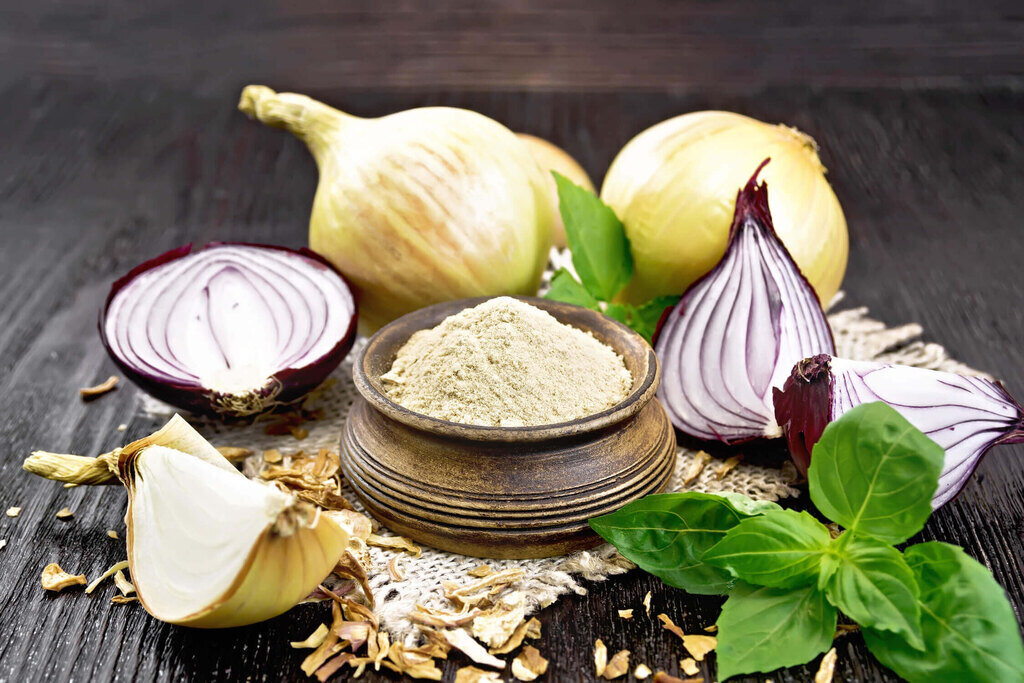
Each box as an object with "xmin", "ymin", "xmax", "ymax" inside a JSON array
[{"xmin": 139, "ymin": 251, "xmax": 987, "ymax": 642}]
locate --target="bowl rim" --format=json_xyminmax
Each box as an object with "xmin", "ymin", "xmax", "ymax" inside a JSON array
[{"xmin": 352, "ymin": 295, "xmax": 661, "ymax": 443}]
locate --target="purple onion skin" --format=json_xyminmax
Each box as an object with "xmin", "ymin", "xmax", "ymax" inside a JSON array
[
  {"xmin": 774, "ymin": 354, "xmax": 1024, "ymax": 507},
  {"xmin": 655, "ymin": 160, "xmax": 835, "ymax": 443},
  {"xmin": 99, "ymin": 243, "xmax": 358, "ymax": 417}
]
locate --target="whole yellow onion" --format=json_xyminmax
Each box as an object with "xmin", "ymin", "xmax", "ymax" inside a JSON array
[
  {"xmin": 516, "ymin": 133, "xmax": 595, "ymax": 249},
  {"xmin": 239, "ymin": 86, "xmax": 555, "ymax": 333},
  {"xmin": 601, "ymin": 111, "xmax": 848, "ymax": 305}
]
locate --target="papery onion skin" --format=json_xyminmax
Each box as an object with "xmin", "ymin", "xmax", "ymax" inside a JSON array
[
  {"xmin": 100, "ymin": 243, "xmax": 357, "ymax": 417},
  {"xmin": 655, "ymin": 162, "xmax": 835, "ymax": 443},
  {"xmin": 239, "ymin": 85, "xmax": 556, "ymax": 334},
  {"xmin": 601, "ymin": 111, "xmax": 848, "ymax": 305},
  {"xmin": 774, "ymin": 354, "xmax": 1024, "ymax": 508}
]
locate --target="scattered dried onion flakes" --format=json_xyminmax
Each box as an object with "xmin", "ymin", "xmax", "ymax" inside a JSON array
[
  {"xmin": 291, "ymin": 623, "xmax": 330, "ymax": 649},
  {"xmin": 367, "ymin": 533, "xmax": 422, "ymax": 556},
  {"xmin": 680, "ymin": 657, "xmax": 699, "ymax": 675},
  {"xmin": 653, "ymin": 673, "xmax": 700, "ymax": 683},
  {"xmin": 467, "ymin": 564, "xmax": 493, "ymax": 578},
  {"xmin": 714, "ymin": 454, "xmax": 743, "ymax": 479},
  {"xmin": 80, "ymin": 375, "xmax": 118, "ymax": 399},
  {"xmin": 455, "ymin": 666, "xmax": 503, "ymax": 683},
  {"xmin": 41, "ymin": 563, "xmax": 87, "ymax": 591},
  {"xmin": 110, "ymin": 595, "xmax": 138, "ymax": 604},
  {"xmin": 0, "ymin": 540, "xmax": 6, "ymax": 551},
  {"xmin": 511, "ymin": 645, "xmax": 548, "ymax": 681},
  {"xmin": 442, "ymin": 629, "xmax": 505, "ymax": 669},
  {"xmin": 55, "ymin": 507, "xmax": 73, "ymax": 519},
  {"xmin": 6, "ymin": 507, "xmax": 21, "ymax": 517},
  {"xmin": 603, "ymin": 649, "xmax": 630, "ymax": 679},
  {"xmin": 681, "ymin": 636, "xmax": 716, "ymax": 662},
  {"xmin": 388, "ymin": 555, "xmax": 405, "ymax": 581},
  {"xmin": 658, "ymin": 614, "xmax": 717, "ymax": 661},
  {"xmin": 86, "ymin": 560, "xmax": 129, "ymax": 594},
  {"xmin": 215, "ymin": 446, "xmax": 252, "ymax": 462},
  {"xmin": 658, "ymin": 613, "xmax": 685, "ymax": 640},
  {"xmin": 815, "ymin": 647, "xmax": 838, "ymax": 683},
  {"xmin": 594, "ymin": 638, "xmax": 608, "ymax": 677},
  {"xmin": 635, "ymin": 663, "xmax": 653, "ymax": 679},
  {"xmin": 643, "ymin": 591, "xmax": 652, "ymax": 615},
  {"xmin": 107, "ymin": 530, "xmax": 119, "ymax": 540},
  {"xmin": 472, "ymin": 593, "xmax": 527, "ymax": 648},
  {"xmin": 113, "ymin": 569, "xmax": 135, "ymax": 596},
  {"xmin": 683, "ymin": 451, "xmax": 712, "ymax": 485},
  {"xmin": 490, "ymin": 617, "xmax": 541, "ymax": 655}
]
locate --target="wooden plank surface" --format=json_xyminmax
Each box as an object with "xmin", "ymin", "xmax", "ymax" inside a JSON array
[
  {"xmin": 1, "ymin": 80, "xmax": 1023, "ymax": 682},
  {"xmin": 1, "ymin": 0, "xmax": 1024, "ymax": 92}
]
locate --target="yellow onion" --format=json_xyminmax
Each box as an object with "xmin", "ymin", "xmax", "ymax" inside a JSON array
[
  {"xmin": 239, "ymin": 86, "xmax": 556, "ymax": 333},
  {"xmin": 516, "ymin": 133, "xmax": 595, "ymax": 248},
  {"xmin": 601, "ymin": 111, "xmax": 848, "ymax": 304},
  {"xmin": 23, "ymin": 416, "xmax": 349, "ymax": 628}
]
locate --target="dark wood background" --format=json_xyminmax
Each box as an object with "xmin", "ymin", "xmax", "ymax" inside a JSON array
[{"xmin": 1, "ymin": 2, "xmax": 1023, "ymax": 681}]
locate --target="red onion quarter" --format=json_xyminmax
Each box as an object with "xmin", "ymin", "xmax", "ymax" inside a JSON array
[
  {"xmin": 774, "ymin": 354, "xmax": 1024, "ymax": 508},
  {"xmin": 101, "ymin": 243, "xmax": 357, "ymax": 417},
  {"xmin": 655, "ymin": 161, "xmax": 835, "ymax": 443}
]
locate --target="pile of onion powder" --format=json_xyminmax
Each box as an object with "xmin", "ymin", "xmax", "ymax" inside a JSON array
[{"xmin": 381, "ymin": 297, "xmax": 632, "ymax": 427}]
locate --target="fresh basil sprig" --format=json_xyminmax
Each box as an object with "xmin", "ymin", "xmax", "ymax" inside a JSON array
[
  {"xmin": 590, "ymin": 402, "xmax": 1024, "ymax": 682},
  {"xmin": 545, "ymin": 172, "xmax": 679, "ymax": 343}
]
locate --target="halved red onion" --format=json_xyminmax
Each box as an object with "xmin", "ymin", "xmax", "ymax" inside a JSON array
[
  {"xmin": 654, "ymin": 160, "xmax": 835, "ymax": 443},
  {"xmin": 101, "ymin": 243, "xmax": 357, "ymax": 417},
  {"xmin": 774, "ymin": 354, "xmax": 1024, "ymax": 507}
]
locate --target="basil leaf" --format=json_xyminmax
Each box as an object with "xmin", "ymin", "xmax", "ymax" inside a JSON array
[
  {"xmin": 603, "ymin": 302, "xmax": 631, "ymax": 326},
  {"xmin": 630, "ymin": 295, "xmax": 680, "ymax": 344},
  {"xmin": 545, "ymin": 268, "xmax": 601, "ymax": 310},
  {"xmin": 808, "ymin": 402, "xmax": 943, "ymax": 544},
  {"xmin": 863, "ymin": 542, "xmax": 1024, "ymax": 683},
  {"xmin": 589, "ymin": 492, "xmax": 774, "ymax": 595},
  {"xmin": 554, "ymin": 172, "xmax": 633, "ymax": 301},
  {"xmin": 713, "ymin": 492, "xmax": 783, "ymax": 516},
  {"xmin": 602, "ymin": 298, "xmax": 680, "ymax": 344},
  {"xmin": 824, "ymin": 534, "xmax": 924, "ymax": 650},
  {"xmin": 704, "ymin": 510, "xmax": 832, "ymax": 588},
  {"xmin": 715, "ymin": 582, "xmax": 837, "ymax": 680}
]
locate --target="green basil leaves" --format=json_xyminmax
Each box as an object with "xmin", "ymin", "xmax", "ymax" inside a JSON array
[
  {"xmin": 589, "ymin": 492, "xmax": 780, "ymax": 595},
  {"xmin": 590, "ymin": 402, "xmax": 1024, "ymax": 681},
  {"xmin": 808, "ymin": 401, "xmax": 943, "ymax": 544},
  {"xmin": 544, "ymin": 173, "xmax": 679, "ymax": 343}
]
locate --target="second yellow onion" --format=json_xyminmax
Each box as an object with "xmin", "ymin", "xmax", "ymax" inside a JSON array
[
  {"xmin": 517, "ymin": 133, "xmax": 596, "ymax": 249},
  {"xmin": 600, "ymin": 111, "xmax": 848, "ymax": 305}
]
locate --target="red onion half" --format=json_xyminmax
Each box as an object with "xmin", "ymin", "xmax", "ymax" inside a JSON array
[
  {"xmin": 774, "ymin": 354, "xmax": 1024, "ymax": 507},
  {"xmin": 101, "ymin": 243, "xmax": 357, "ymax": 417},
  {"xmin": 654, "ymin": 161, "xmax": 835, "ymax": 443}
]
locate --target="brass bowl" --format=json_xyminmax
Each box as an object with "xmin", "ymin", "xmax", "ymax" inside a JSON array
[{"xmin": 340, "ymin": 296, "xmax": 676, "ymax": 559}]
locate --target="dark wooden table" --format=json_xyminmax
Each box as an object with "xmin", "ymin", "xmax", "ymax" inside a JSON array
[{"xmin": 2, "ymin": 3, "xmax": 1024, "ymax": 681}]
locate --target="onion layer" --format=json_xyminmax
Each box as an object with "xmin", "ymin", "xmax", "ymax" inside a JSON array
[
  {"xmin": 774, "ymin": 354, "xmax": 1024, "ymax": 508},
  {"xmin": 655, "ymin": 161, "xmax": 835, "ymax": 443},
  {"xmin": 101, "ymin": 243, "xmax": 357, "ymax": 417}
]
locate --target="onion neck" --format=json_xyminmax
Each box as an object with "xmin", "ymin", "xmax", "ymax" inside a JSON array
[
  {"xmin": 238, "ymin": 85, "xmax": 354, "ymax": 166},
  {"xmin": 772, "ymin": 123, "xmax": 826, "ymax": 173}
]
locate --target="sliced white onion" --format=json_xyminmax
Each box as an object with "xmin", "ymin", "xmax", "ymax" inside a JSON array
[
  {"xmin": 101, "ymin": 243, "xmax": 357, "ymax": 416},
  {"xmin": 655, "ymin": 161, "xmax": 834, "ymax": 442},
  {"xmin": 774, "ymin": 355, "xmax": 1024, "ymax": 508}
]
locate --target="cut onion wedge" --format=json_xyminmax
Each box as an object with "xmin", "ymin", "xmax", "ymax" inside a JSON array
[
  {"xmin": 101, "ymin": 243, "xmax": 357, "ymax": 416},
  {"xmin": 774, "ymin": 354, "xmax": 1024, "ymax": 508},
  {"xmin": 654, "ymin": 160, "xmax": 835, "ymax": 443}
]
